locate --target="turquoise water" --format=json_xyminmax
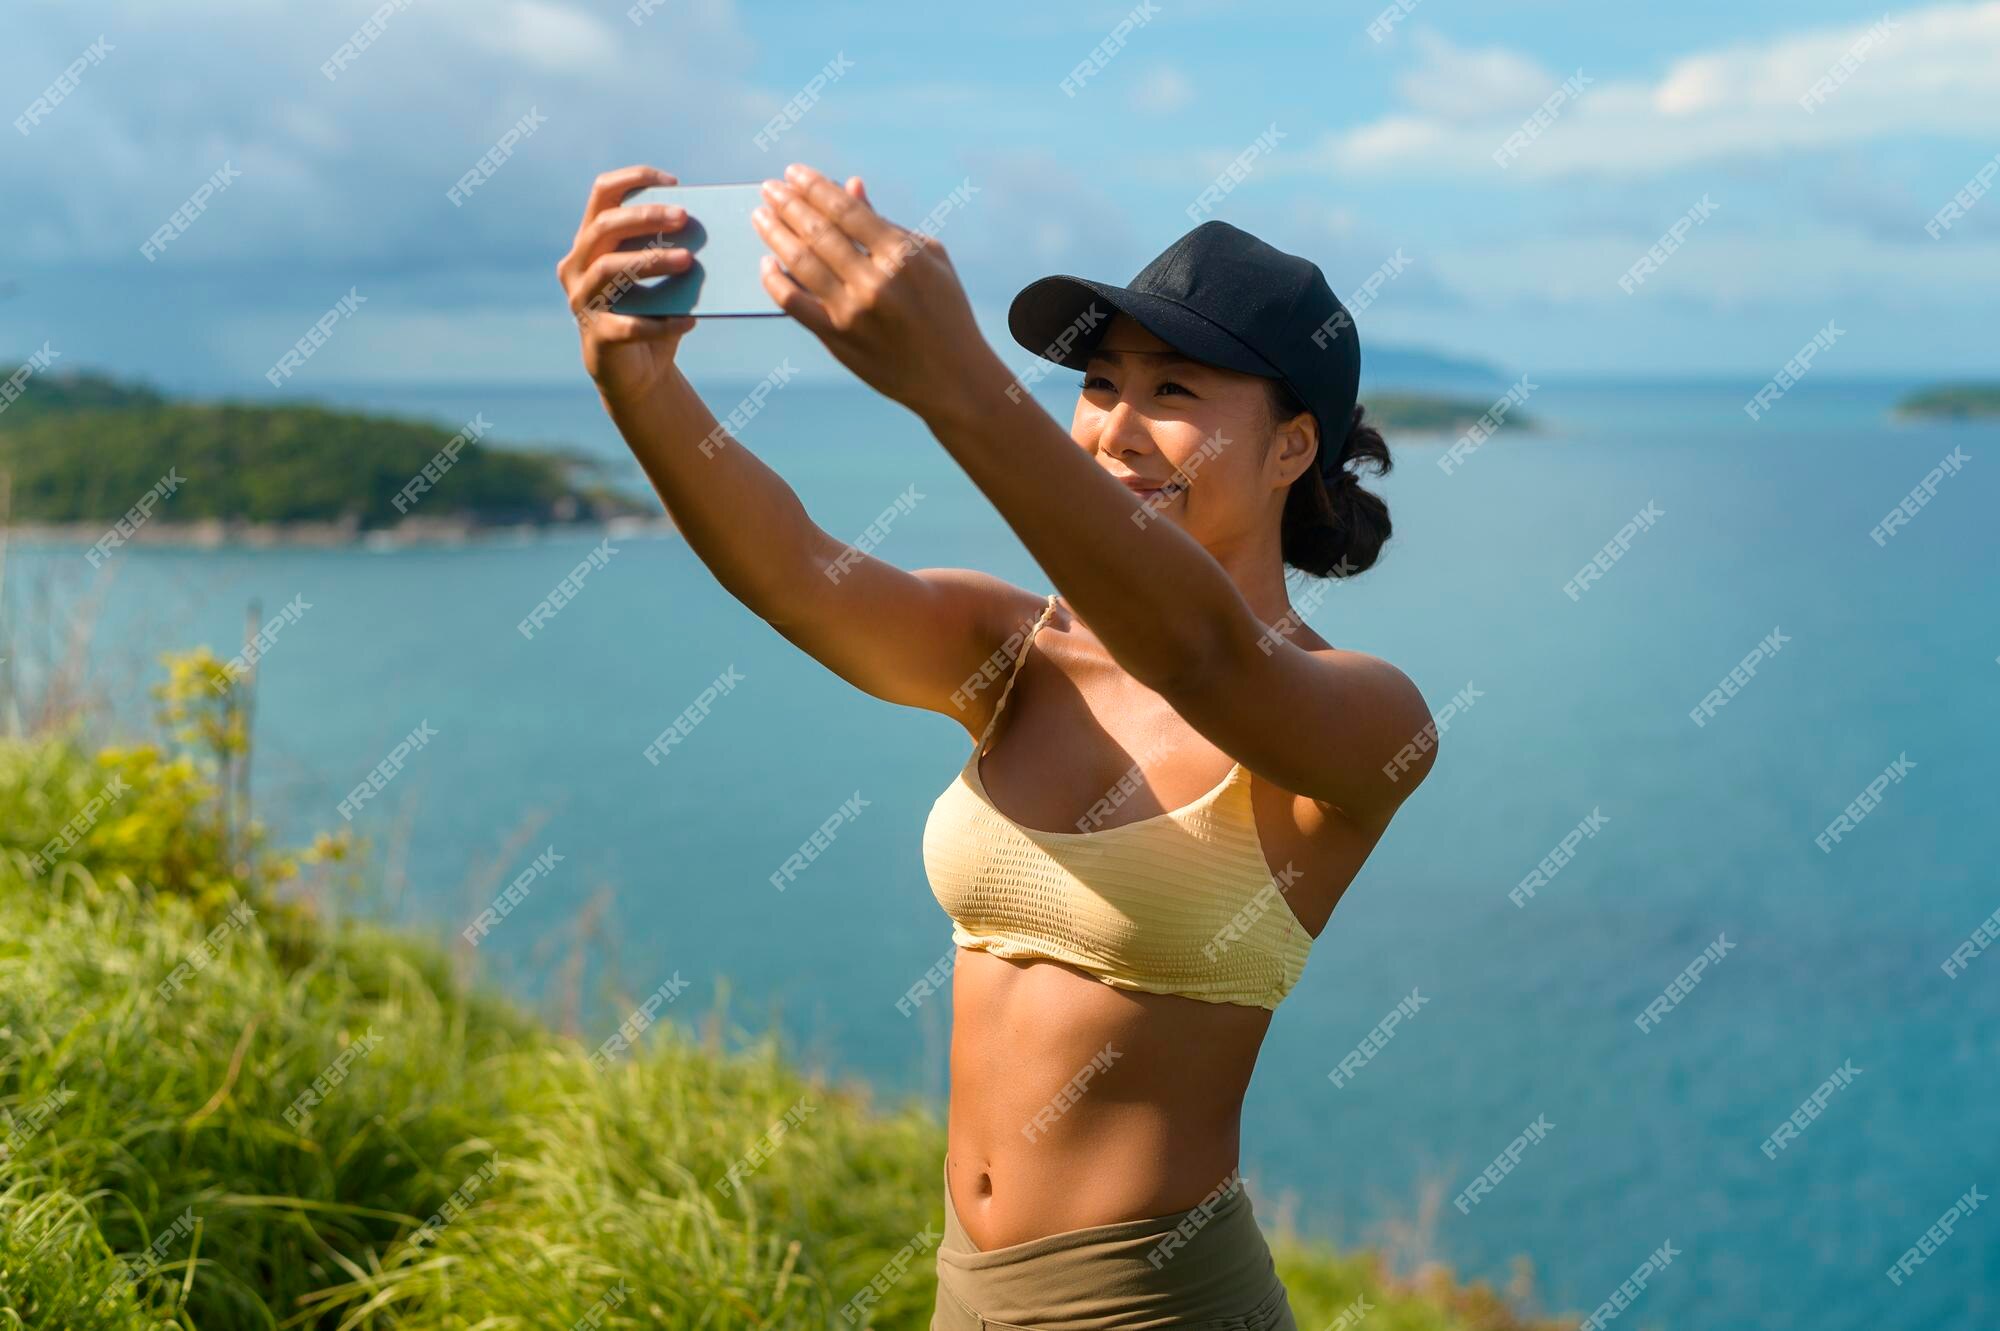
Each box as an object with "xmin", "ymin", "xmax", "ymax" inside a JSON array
[{"xmin": 12, "ymin": 374, "xmax": 1997, "ymax": 1330}]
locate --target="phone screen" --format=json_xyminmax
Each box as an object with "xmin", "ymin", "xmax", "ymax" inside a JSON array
[{"xmin": 609, "ymin": 182, "xmax": 786, "ymax": 318}]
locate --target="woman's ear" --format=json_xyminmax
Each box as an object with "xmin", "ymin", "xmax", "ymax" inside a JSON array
[{"xmin": 1273, "ymin": 411, "xmax": 1319, "ymax": 485}]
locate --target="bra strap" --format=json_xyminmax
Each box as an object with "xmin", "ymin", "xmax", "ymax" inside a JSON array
[{"xmin": 976, "ymin": 592, "xmax": 1060, "ymax": 753}]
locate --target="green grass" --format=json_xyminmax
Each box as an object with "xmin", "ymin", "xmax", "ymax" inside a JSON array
[{"xmin": 0, "ymin": 714, "xmax": 1574, "ymax": 1330}]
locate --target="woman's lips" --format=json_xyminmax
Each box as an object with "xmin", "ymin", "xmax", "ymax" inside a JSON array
[{"xmin": 1116, "ymin": 474, "xmax": 1187, "ymax": 502}]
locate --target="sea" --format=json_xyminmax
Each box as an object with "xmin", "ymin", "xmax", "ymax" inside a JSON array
[{"xmin": 8, "ymin": 371, "xmax": 1996, "ymax": 1331}]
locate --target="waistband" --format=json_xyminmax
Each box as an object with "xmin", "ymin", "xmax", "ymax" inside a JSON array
[{"xmin": 936, "ymin": 1158, "xmax": 1289, "ymax": 1329}]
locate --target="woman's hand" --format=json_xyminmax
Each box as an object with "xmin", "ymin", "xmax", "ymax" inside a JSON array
[
  {"xmin": 753, "ymin": 163, "xmax": 995, "ymax": 421},
  {"xmin": 556, "ymin": 164, "xmax": 699, "ymax": 403}
]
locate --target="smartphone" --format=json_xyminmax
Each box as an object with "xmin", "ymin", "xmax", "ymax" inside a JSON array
[{"xmin": 609, "ymin": 182, "xmax": 784, "ymax": 318}]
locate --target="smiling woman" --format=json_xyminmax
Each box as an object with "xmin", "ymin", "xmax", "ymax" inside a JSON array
[{"xmin": 557, "ymin": 162, "xmax": 1436, "ymax": 1330}]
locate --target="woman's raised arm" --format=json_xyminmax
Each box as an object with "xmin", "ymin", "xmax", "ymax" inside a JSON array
[{"xmin": 558, "ymin": 165, "xmax": 1033, "ymax": 728}]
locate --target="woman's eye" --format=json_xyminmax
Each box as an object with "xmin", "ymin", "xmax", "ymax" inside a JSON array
[{"xmin": 1081, "ymin": 375, "xmax": 1191, "ymax": 397}]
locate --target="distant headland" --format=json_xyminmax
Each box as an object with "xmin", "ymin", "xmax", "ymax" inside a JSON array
[
  {"xmin": 1893, "ymin": 382, "xmax": 2000, "ymax": 420},
  {"xmin": 0, "ymin": 366, "xmax": 669, "ymax": 549}
]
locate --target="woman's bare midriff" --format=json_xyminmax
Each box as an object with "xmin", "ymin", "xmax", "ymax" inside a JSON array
[{"xmin": 944, "ymin": 946, "xmax": 1275, "ymax": 1250}]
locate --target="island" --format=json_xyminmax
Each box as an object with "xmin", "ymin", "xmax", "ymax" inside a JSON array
[
  {"xmin": 1893, "ymin": 382, "xmax": 2000, "ymax": 420},
  {"xmin": 0, "ymin": 365, "xmax": 667, "ymax": 547},
  {"xmin": 1362, "ymin": 390, "xmax": 1536, "ymax": 437}
]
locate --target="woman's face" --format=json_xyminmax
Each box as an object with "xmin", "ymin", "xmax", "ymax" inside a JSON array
[{"xmin": 1072, "ymin": 313, "xmax": 1317, "ymax": 548}]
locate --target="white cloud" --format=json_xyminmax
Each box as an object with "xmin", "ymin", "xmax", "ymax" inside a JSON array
[
  {"xmin": 1131, "ymin": 63, "xmax": 1195, "ymax": 114},
  {"xmin": 1321, "ymin": 4, "xmax": 2000, "ymax": 179},
  {"xmin": 1396, "ymin": 30, "xmax": 1559, "ymax": 122},
  {"xmin": 470, "ymin": 0, "xmax": 622, "ymax": 75}
]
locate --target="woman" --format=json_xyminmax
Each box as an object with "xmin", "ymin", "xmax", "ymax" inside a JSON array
[{"xmin": 556, "ymin": 163, "xmax": 1438, "ymax": 1329}]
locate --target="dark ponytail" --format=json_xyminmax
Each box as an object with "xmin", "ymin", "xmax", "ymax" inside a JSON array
[{"xmin": 1269, "ymin": 380, "xmax": 1391, "ymax": 578}]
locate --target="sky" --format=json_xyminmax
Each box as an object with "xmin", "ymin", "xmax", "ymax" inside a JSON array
[{"xmin": 3, "ymin": 0, "xmax": 1997, "ymax": 393}]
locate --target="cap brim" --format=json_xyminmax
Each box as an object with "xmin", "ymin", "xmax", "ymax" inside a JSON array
[{"xmin": 1006, "ymin": 276, "xmax": 1283, "ymax": 378}]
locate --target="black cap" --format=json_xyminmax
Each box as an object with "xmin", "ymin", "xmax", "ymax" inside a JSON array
[{"xmin": 1006, "ymin": 220, "xmax": 1362, "ymax": 479}]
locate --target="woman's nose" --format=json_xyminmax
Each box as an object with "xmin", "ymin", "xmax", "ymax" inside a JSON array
[{"xmin": 1096, "ymin": 400, "xmax": 1154, "ymax": 459}]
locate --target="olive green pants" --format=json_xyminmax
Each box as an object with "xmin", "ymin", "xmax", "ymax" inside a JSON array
[{"xmin": 930, "ymin": 1160, "xmax": 1297, "ymax": 1330}]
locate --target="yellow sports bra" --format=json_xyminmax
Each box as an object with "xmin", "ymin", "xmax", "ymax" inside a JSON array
[{"xmin": 922, "ymin": 593, "xmax": 1314, "ymax": 1010}]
